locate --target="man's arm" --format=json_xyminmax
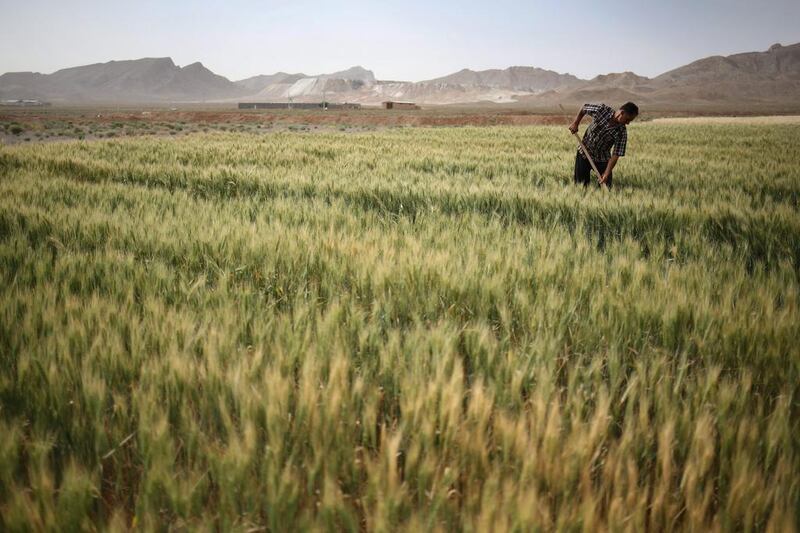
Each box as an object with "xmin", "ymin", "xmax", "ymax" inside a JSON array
[
  {"xmin": 569, "ymin": 103, "xmax": 603, "ymax": 134},
  {"xmin": 601, "ymin": 129, "xmax": 627, "ymax": 183},
  {"xmin": 568, "ymin": 107, "xmax": 586, "ymax": 134},
  {"xmin": 599, "ymin": 154, "xmax": 619, "ymax": 184}
]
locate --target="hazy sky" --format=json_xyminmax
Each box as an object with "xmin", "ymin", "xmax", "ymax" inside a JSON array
[{"xmin": 1, "ymin": 0, "xmax": 799, "ymax": 81}]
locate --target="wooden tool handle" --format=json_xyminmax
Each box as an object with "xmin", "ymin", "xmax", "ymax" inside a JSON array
[{"xmin": 572, "ymin": 132, "xmax": 608, "ymax": 188}]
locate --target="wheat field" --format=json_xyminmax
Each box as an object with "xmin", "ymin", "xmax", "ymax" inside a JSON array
[{"xmin": 0, "ymin": 123, "xmax": 798, "ymax": 531}]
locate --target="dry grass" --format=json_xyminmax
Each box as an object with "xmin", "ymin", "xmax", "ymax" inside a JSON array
[{"xmin": 0, "ymin": 123, "xmax": 798, "ymax": 530}]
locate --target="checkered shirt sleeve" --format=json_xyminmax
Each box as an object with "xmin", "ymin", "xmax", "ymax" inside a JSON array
[
  {"xmin": 582, "ymin": 103, "xmax": 607, "ymax": 117},
  {"xmin": 614, "ymin": 128, "xmax": 628, "ymax": 157}
]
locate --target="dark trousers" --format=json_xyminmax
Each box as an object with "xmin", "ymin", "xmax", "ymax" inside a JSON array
[{"xmin": 574, "ymin": 151, "xmax": 612, "ymax": 188}]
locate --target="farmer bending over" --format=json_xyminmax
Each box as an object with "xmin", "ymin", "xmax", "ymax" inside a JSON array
[{"xmin": 568, "ymin": 102, "xmax": 638, "ymax": 187}]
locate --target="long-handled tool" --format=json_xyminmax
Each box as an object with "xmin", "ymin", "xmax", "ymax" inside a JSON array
[{"xmin": 572, "ymin": 132, "xmax": 608, "ymax": 188}]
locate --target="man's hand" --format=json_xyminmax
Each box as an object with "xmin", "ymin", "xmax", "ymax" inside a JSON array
[
  {"xmin": 568, "ymin": 121, "xmax": 579, "ymax": 134},
  {"xmin": 598, "ymin": 172, "xmax": 610, "ymax": 185}
]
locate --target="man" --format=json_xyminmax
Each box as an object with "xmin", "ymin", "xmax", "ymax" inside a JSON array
[{"xmin": 568, "ymin": 102, "xmax": 638, "ymax": 187}]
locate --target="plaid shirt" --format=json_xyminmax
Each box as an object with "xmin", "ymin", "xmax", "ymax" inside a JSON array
[{"xmin": 579, "ymin": 103, "xmax": 628, "ymax": 162}]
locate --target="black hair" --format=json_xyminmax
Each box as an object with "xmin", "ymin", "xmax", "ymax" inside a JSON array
[{"xmin": 620, "ymin": 102, "xmax": 639, "ymax": 116}]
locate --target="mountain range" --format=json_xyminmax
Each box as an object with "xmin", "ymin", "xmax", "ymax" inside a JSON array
[{"xmin": 2, "ymin": 42, "xmax": 798, "ymax": 106}]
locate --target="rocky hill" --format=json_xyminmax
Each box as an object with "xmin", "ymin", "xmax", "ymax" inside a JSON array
[
  {"xmin": 0, "ymin": 57, "xmax": 246, "ymax": 103},
  {"xmin": 235, "ymin": 72, "xmax": 306, "ymax": 93},
  {"xmin": 424, "ymin": 66, "xmax": 581, "ymax": 92},
  {"xmin": 521, "ymin": 42, "xmax": 800, "ymax": 108},
  {"xmin": 2, "ymin": 43, "xmax": 798, "ymax": 106},
  {"xmin": 654, "ymin": 43, "xmax": 800, "ymax": 85}
]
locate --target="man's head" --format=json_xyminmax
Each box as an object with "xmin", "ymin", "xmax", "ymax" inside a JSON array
[{"xmin": 614, "ymin": 102, "xmax": 639, "ymax": 125}]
